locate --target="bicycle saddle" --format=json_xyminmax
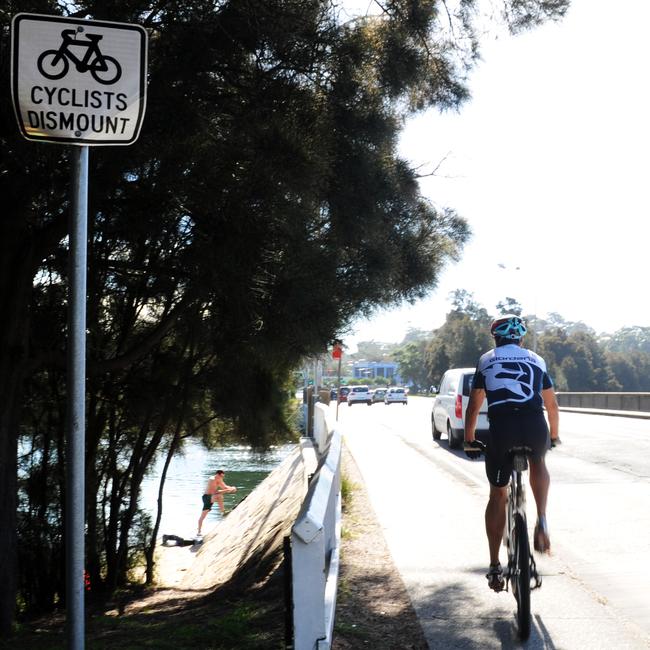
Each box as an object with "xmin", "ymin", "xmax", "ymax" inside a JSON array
[{"xmin": 508, "ymin": 445, "xmax": 532, "ymax": 471}]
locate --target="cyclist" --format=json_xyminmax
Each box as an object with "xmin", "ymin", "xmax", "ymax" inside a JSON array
[{"xmin": 464, "ymin": 314, "xmax": 560, "ymax": 592}]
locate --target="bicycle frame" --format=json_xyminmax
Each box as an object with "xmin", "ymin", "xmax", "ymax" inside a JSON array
[
  {"xmin": 56, "ymin": 30, "xmax": 105, "ymax": 72},
  {"xmin": 503, "ymin": 449, "xmax": 542, "ymax": 640}
]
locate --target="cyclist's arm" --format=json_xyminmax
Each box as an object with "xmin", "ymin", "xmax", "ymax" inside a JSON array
[
  {"xmin": 542, "ymin": 387, "xmax": 560, "ymax": 442},
  {"xmin": 464, "ymin": 388, "xmax": 485, "ymax": 444}
]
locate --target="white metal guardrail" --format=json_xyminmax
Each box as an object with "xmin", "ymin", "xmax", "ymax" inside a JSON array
[{"xmin": 290, "ymin": 419, "xmax": 341, "ymax": 650}]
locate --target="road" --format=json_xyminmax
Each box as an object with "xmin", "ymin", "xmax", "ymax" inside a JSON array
[{"xmin": 335, "ymin": 396, "xmax": 650, "ymax": 649}]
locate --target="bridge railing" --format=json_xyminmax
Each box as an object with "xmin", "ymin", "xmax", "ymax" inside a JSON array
[
  {"xmin": 557, "ymin": 391, "xmax": 650, "ymax": 413},
  {"xmin": 290, "ymin": 403, "xmax": 341, "ymax": 650}
]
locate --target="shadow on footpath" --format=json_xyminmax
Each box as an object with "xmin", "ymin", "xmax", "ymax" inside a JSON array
[
  {"xmin": 333, "ymin": 567, "xmax": 430, "ymax": 650},
  {"xmin": 410, "ymin": 578, "xmax": 558, "ymax": 650}
]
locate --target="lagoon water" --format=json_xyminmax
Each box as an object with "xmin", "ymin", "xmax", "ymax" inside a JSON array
[{"xmin": 140, "ymin": 440, "xmax": 295, "ymax": 538}]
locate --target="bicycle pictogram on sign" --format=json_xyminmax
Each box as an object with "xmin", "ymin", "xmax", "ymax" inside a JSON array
[{"xmin": 37, "ymin": 26, "xmax": 122, "ymax": 85}]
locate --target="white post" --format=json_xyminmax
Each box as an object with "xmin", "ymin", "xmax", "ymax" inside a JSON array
[
  {"xmin": 292, "ymin": 530, "xmax": 327, "ymax": 649},
  {"xmin": 291, "ymin": 429, "xmax": 342, "ymax": 649}
]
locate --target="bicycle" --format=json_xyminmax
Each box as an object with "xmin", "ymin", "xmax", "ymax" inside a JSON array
[
  {"xmin": 465, "ymin": 441, "xmax": 542, "ymax": 641},
  {"xmin": 503, "ymin": 446, "xmax": 542, "ymax": 640},
  {"xmin": 37, "ymin": 28, "xmax": 122, "ymax": 85}
]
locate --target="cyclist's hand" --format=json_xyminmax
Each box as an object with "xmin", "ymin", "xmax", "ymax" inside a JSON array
[
  {"xmin": 464, "ymin": 439, "xmax": 486, "ymax": 459},
  {"xmin": 550, "ymin": 437, "xmax": 562, "ymax": 448}
]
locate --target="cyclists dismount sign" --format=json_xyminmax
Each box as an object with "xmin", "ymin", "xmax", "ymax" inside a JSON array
[{"xmin": 11, "ymin": 13, "xmax": 147, "ymax": 145}]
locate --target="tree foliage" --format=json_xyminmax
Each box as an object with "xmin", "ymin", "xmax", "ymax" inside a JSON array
[
  {"xmin": 496, "ymin": 296, "xmax": 522, "ymax": 316},
  {"xmin": 393, "ymin": 339, "xmax": 430, "ymax": 390},
  {"xmin": 419, "ymin": 294, "xmax": 650, "ymax": 394},
  {"xmin": 426, "ymin": 310, "xmax": 492, "ymax": 384},
  {"xmin": 601, "ymin": 326, "xmax": 650, "ymax": 355}
]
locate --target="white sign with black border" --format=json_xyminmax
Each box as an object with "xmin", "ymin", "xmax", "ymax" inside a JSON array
[{"xmin": 11, "ymin": 13, "xmax": 147, "ymax": 146}]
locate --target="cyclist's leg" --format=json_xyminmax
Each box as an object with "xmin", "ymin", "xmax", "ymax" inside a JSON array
[
  {"xmin": 484, "ymin": 420, "xmax": 513, "ymax": 586},
  {"xmin": 486, "ymin": 483, "xmax": 508, "ymax": 565},
  {"xmin": 526, "ymin": 414, "xmax": 551, "ymax": 552},
  {"xmin": 529, "ymin": 457, "xmax": 551, "ymax": 552},
  {"xmin": 528, "ymin": 457, "xmax": 549, "ymax": 519}
]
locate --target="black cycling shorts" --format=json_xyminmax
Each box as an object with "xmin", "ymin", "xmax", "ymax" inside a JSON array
[{"xmin": 485, "ymin": 411, "xmax": 549, "ymax": 487}]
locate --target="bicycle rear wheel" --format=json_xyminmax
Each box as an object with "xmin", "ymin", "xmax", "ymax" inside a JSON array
[
  {"xmin": 513, "ymin": 513, "xmax": 531, "ymax": 640},
  {"xmin": 37, "ymin": 50, "xmax": 69, "ymax": 80}
]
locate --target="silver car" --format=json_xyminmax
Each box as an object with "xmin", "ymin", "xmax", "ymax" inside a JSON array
[
  {"xmin": 431, "ymin": 368, "xmax": 488, "ymax": 449},
  {"xmin": 384, "ymin": 387, "xmax": 408, "ymax": 405}
]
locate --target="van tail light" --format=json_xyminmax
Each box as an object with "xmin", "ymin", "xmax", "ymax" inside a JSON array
[{"xmin": 455, "ymin": 394, "xmax": 463, "ymax": 419}]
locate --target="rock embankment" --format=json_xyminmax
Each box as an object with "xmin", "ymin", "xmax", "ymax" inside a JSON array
[{"xmin": 154, "ymin": 444, "xmax": 310, "ymax": 593}]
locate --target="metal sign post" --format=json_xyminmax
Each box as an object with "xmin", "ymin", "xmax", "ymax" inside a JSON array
[
  {"xmin": 332, "ymin": 341, "xmax": 343, "ymax": 421},
  {"xmin": 11, "ymin": 13, "xmax": 148, "ymax": 649},
  {"xmin": 335, "ymin": 356, "xmax": 342, "ymax": 421},
  {"xmin": 66, "ymin": 145, "xmax": 88, "ymax": 650}
]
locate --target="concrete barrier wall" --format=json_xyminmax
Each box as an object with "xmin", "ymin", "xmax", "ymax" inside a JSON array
[{"xmin": 557, "ymin": 392, "xmax": 650, "ymax": 413}]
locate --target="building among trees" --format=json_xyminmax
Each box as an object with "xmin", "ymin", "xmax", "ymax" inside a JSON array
[{"xmin": 352, "ymin": 360, "xmax": 402, "ymax": 384}]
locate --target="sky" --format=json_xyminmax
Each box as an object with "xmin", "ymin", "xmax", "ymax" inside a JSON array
[{"xmin": 344, "ymin": 0, "xmax": 650, "ymax": 351}]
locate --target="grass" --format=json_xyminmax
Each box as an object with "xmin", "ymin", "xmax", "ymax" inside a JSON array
[
  {"xmin": 333, "ymin": 620, "xmax": 371, "ymax": 640},
  {"xmin": 340, "ymin": 473, "xmax": 357, "ymax": 512},
  {"xmin": 340, "ymin": 526, "xmax": 355, "ymax": 541}
]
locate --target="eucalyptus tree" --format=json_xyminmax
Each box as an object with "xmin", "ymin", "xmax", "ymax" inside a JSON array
[
  {"xmin": 426, "ymin": 309, "xmax": 493, "ymax": 383},
  {"xmin": 393, "ymin": 339, "xmax": 430, "ymax": 391},
  {"xmin": 537, "ymin": 328, "xmax": 618, "ymax": 391},
  {"xmin": 0, "ymin": 0, "xmax": 570, "ymax": 632},
  {"xmin": 603, "ymin": 326, "xmax": 650, "ymax": 355}
]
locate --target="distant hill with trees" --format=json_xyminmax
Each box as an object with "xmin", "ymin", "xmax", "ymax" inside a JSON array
[{"xmin": 391, "ymin": 291, "xmax": 650, "ymax": 392}]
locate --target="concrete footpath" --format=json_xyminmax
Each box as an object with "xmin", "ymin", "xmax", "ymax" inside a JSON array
[{"xmin": 341, "ymin": 418, "xmax": 650, "ymax": 649}]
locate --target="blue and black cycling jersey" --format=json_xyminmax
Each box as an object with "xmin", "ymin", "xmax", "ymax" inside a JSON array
[{"xmin": 473, "ymin": 343, "xmax": 553, "ymax": 416}]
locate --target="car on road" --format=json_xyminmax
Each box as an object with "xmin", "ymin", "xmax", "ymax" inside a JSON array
[
  {"xmin": 371, "ymin": 388, "xmax": 387, "ymax": 403},
  {"xmin": 384, "ymin": 387, "xmax": 408, "ymax": 405},
  {"xmin": 348, "ymin": 385, "xmax": 372, "ymax": 406},
  {"xmin": 431, "ymin": 368, "xmax": 488, "ymax": 449},
  {"xmin": 337, "ymin": 386, "xmax": 350, "ymax": 402}
]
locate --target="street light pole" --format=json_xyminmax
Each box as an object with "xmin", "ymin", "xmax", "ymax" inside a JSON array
[{"xmin": 496, "ymin": 263, "xmax": 538, "ymax": 352}]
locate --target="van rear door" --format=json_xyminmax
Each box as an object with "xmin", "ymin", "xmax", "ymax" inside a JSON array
[{"xmin": 461, "ymin": 372, "xmax": 488, "ymax": 424}]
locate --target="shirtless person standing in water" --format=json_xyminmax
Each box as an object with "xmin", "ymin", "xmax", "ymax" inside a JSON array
[{"xmin": 197, "ymin": 470, "xmax": 237, "ymax": 535}]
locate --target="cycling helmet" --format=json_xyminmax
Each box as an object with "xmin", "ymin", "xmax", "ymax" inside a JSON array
[{"xmin": 490, "ymin": 314, "xmax": 527, "ymax": 340}]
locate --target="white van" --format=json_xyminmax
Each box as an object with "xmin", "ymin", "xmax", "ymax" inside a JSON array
[{"xmin": 431, "ymin": 368, "xmax": 488, "ymax": 449}]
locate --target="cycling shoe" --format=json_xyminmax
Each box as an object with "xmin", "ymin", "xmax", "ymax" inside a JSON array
[
  {"xmin": 486, "ymin": 563, "xmax": 505, "ymax": 592},
  {"xmin": 534, "ymin": 517, "xmax": 551, "ymax": 553}
]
